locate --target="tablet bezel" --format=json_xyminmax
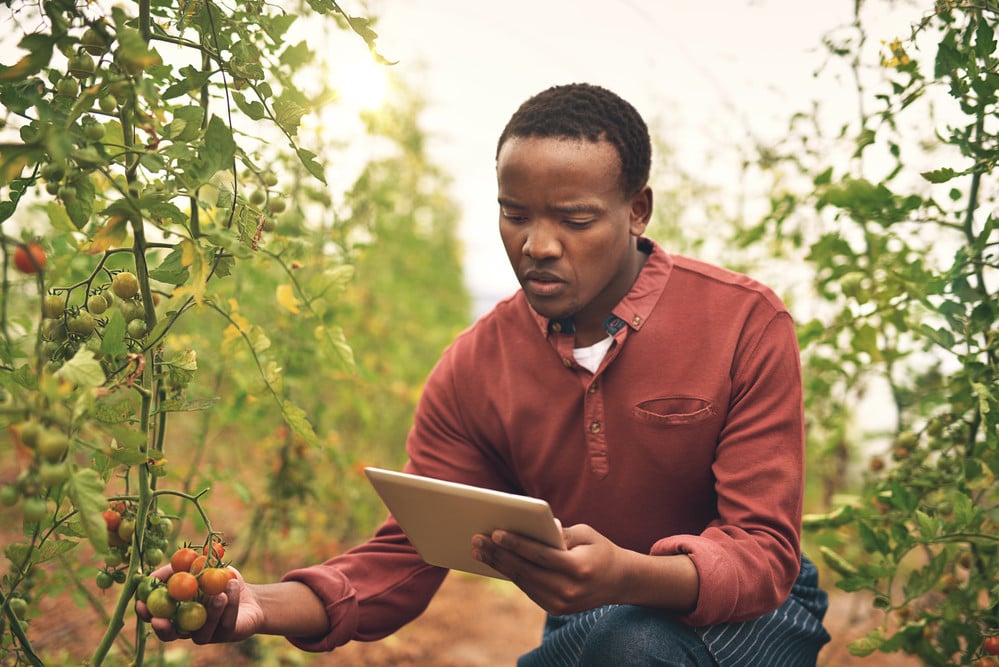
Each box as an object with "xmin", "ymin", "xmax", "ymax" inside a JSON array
[{"xmin": 364, "ymin": 467, "xmax": 565, "ymax": 579}]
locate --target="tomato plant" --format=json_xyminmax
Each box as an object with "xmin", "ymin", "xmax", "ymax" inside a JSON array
[
  {"xmin": 731, "ymin": 2, "xmax": 999, "ymax": 665},
  {"xmin": 0, "ymin": 0, "xmax": 393, "ymax": 664}
]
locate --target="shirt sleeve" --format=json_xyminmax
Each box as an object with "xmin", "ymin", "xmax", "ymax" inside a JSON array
[
  {"xmin": 278, "ymin": 341, "xmax": 504, "ymax": 651},
  {"xmin": 650, "ymin": 311, "xmax": 804, "ymax": 625}
]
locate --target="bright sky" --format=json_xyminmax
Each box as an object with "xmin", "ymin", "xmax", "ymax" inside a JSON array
[{"xmin": 348, "ymin": 0, "xmax": 917, "ymax": 317}]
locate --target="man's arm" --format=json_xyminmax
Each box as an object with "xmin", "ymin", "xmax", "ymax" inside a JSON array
[{"xmin": 137, "ymin": 571, "xmax": 330, "ymax": 644}]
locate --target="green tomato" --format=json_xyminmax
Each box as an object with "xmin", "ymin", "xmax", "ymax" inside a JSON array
[
  {"xmin": 145, "ymin": 587, "xmax": 177, "ymax": 619},
  {"xmin": 37, "ymin": 429, "xmax": 69, "ymax": 463},
  {"xmin": 43, "ymin": 294, "xmax": 65, "ymax": 319},
  {"xmin": 87, "ymin": 293, "xmax": 109, "ymax": 315},
  {"xmin": 56, "ymin": 77, "xmax": 79, "ymax": 98},
  {"xmin": 22, "ymin": 497, "xmax": 48, "ymax": 523},
  {"xmin": 17, "ymin": 420, "xmax": 41, "ymax": 450},
  {"xmin": 112, "ymin": 272, "xmax": 140, "ymax": 299},
  {"xmin": 117, "ymin": 518, "xmax": 136, "ymax": 543},
  {"xmin": 67, "ymin": 310, "xmax": 96, "ymax": 337},
  {"xmin": 96, "ymin": 571, "xmax": 114, "ymax": 589},
  {"xmin": 144, "ymin": 547, "xmax": 165, "ymax": 567},
  {"xmin": 135, "ymin": 575, "xmax": 158, "ymax": 602},
  {"xmin": 7, "ymin": 598, "xmax": 27, "ymax": 620},
  {"xmin": 118, "ymin": 299, "xmax": 145, "ymax": 322},
  {"xmin": 126, "ymin": 318, "xmax": 147, "ymax": 338},
  {"xmin": 38, "ymin": 461, "xmax": 70, "ymax": 488},
  {"xmin": 1, "ymin": 484, "xmax": 19, "ymax": 506},
  {"xmin": 174, "ymin": 601, "xmax": 208, "ymax": 633}
]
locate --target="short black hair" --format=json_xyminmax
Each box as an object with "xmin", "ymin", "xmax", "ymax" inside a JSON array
[{"xmin": 496, "ymin": 83, "xmax": 652, "ymax": 197}]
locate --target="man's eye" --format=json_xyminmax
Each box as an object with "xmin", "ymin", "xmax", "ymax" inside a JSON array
[
  {"xmin": 502, "ymin": 211, "xmax": 527, "ymax": 223},
  {"xmin": 565, "ymin": 219, "xmax": 594, "ymax": 227}
]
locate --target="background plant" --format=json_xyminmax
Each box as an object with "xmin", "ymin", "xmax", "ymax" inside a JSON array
[
  {"xmin": 732, "ymin": 2, "xmax": 998, "ymax": 664},
  {"xmin": 0, "ymin": 1, "xmax": 468, "ymax": 665}
]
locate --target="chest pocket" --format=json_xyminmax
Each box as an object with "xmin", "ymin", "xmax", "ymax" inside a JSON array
[{"xmin": 632, "ymin": 396, "xmax": 715, "ymax": 426}]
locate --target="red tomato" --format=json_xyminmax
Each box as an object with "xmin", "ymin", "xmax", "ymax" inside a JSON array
[
  {"xmin": 166, "ymin": 571, "xmax": 199, "ymax": 602},
  {"xmin": 170, "ymin": 546, "xmax": 199, "ymax": 573},
  {"xmin": 102, "ymin": 509, "xmax": 122, "ymax": 532},
  {"xmin": 13, "ymin": 243, "xmax": 46, "ymax": 274},
  {"xmin": 985, "ymin": 636, "xmax": 999, "ymax": 656}
]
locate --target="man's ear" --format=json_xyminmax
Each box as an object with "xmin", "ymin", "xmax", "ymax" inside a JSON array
[{"xmin": 629, "ymin": 185, "xmax": 653, "ymax": 236}]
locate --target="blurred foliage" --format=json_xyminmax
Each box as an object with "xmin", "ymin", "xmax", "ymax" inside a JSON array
[{"xmin": 0, "ymin": 1, "xmax": 467, "ymax": 665}]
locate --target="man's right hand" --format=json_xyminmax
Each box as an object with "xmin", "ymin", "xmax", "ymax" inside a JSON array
[{"xmin": 135, "ymin": 565, "xmax": 266, "ymax": 644}]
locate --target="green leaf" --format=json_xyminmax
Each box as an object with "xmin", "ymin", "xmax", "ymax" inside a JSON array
[
  {"xmin": 202, "ymin": 115, "xmax": 237, "ymax": 178},
  {"xmin": 54, "ymin": 348, "xmax": 107, "ymax": 388},
  {"xmin": 149, "ymin": 246, "xmax": 191, "ymax": 285},
  {"xmin": 5, "ymin": 539, "xmax": 77, "ymax": 571},
  {"xmin": 0, "ymin": 33, "xmax": 55, "ymax": 81},
  {"xmin": 920, "ymin": 167, "xmax": 958, "ymax": 183},
  {"xmin": 274, "ymin": 98, "xmax": 307, "ymax": 136},
  {"xmin": 232, "ymin": 91, "xmax": 267, "ymax": 120},
  {"xmin": 66, "ymin": 468, "xmax": 110, "ymax": 555},
  {"xmin": 100, "ymin": 310, "xmax": 128, "ymax": 358},
  {"xmin": 296, "ymin": 147, "xmax": 326, "ymax": 184},
  {"xmin": 281, "ymin": 399, "xmax": 319, "ymax": 447},
  {"xmin": 63, "ymin": 175, "xmax": 96, "ymax": 229},
  {"xmin": 847, "ymin": 630, "xmax": 884, "ymax": 657}
]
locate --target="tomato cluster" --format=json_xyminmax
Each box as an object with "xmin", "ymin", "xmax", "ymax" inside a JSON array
[
  {"xmin": 38, "ymin": 270, "xmax": 150, "ymax": 374},
  {"xmin": 1, "ymin": 420, "xmax": 76, "ymax": 523},
  {"xmin": 96, "ymin": 501, "xmax": 174, "ymax": 590},
  {"xmin": 136, "ymin": 540, "xmax": 234, "ymax": 635}
]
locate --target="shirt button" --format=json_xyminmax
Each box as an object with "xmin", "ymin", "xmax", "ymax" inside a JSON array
[
  {"xmin": 562, "ymin": 357, "xmax": 573, "ymax": 368},
  {"xmin": 632, "ymin": 315, "xmax": 642, "ymax": 326},
  {"xmin": 589, "ymin": 421, "xmax": 602, "ymax": 434},
  {"xmin": 587, "ymin": 382, "xmax": 598, "ymax": 394},
  {"xmin": 551, "ymin": 321, "xmax": 562, "ymax": 333}
]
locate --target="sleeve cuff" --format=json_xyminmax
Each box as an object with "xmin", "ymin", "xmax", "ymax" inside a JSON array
[{"xmin": 280, "ymin": 564, "xmax": 359, "ymax": 652}]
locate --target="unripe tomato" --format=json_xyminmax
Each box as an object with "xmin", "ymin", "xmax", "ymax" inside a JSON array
[
  {"xmin": 68, "ymin": 52, "xmax": 95, "ymax": 79},
  {"xmin": 98, "ymin": 93, "xmax": 118, "ymax": 114},
  {"xmin": 0, "ymin": 485, "xmax": 18, "ymax": 506},
  {"xmin": 112, "ymin": 271, "xmax": 139, "ymax": 299},
  {"xmin": 95, "ymin": 571, "xmax": 114, "ymax": 589},
  {"xmin": 13, "ymin": 243, "xmax": 46, "ymax": 274},
  {"xmin": 145, "ymin": 587, "xmax": 176, "ymax": 619},
  {"xmin": 38, "ymin": 461, "xmax": 69, "ymax": 487},
  {"xmin": 126, "ymin": 318, "xmax": 147, "ymax": 338},
  {"xmin": 16, "ymin": 420, "xmax": 41, "ymax": 450},
  {"xmin": 87, "ymin": 293, "xmax": 109, "ymax": 315},
  {"xmin": 135, "ymin": 575, "xmax": 158, "ymax": 602},
  {"xmin": 43, "ymin": 294, "xmax": 64, "ymax": 319},
  {"xmin": 117, "ymin": 518, "xmax": 135, "ymax": 542},
  {"xmin": 84, "ymin": 122, "xmax": 105, "ymax": 142},
  {"xmin": 22, "ymin": 497, "xmax": 47, "ymax": 523},
  {"xmin": 36, "ymin": 430, "xmax": 69, "ymax": 463},
  {"xmin": 7, "ymin": 598, "xmax": 27, "ymax": 620},
  {"xmin": 56, "ymin": 77, "xmax": 79, "ymax": 98},
  {"xmin": 67, "ymin": 310, "xmax": 96, "ymax": 337},
  {"xmin": 167, "ymin": 571, "xmax": 199, "ymax": 602},
  {"xmin": 144, "ymin": 547, "xmax": 164, "ymax": 567},
  {"xmin": 118, "ymin": 298, "xmax": 145, "ymax": 322},
  {"xmin": 175, "ymin": 601, "xmax": 208, "ymax": 633},
  {"xmin": 81, "ymin": 28, "xmax": 109, "ymax": 56}
]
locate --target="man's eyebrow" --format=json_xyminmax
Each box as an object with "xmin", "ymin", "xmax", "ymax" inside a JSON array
[
  {"xmin": 497, "ymin": 198, "xmax": 524, "ymax": 208},
  {"xmin": 550, "ymin": 203, "xmax": 603, "ymax": 215}
]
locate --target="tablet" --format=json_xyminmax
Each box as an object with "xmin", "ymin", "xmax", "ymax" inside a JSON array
[{"xmin": 364, "ymin": 467, "xmax": 565, "ymax": 579}]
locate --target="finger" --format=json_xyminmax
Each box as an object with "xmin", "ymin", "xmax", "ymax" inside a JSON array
[
  {"xmin": 492, "ymin": 530, "xmax": 567, "ymax": 570},
  {"xmin": 150, "ymin": 616, "xmax": 180, "ymax": 641},
  {"xmin": 216, "ymin": 576, "xmax": 242, "ymax": 636},
  {"xmin": 190, "ymin": 592, "xmax": 228, "ymax": 644},
  {"xmin": 135, "ymin": 600, "xmax": 152, "ymax": 623}
]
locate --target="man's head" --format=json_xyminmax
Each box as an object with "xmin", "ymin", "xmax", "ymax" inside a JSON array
[
  {"xmin": 495, "ymin": 84, "xmax": 654, "ymax": 345},
  {"xmin": 496, "ymin": 83, "xmax": 652, "ymax": 198}
]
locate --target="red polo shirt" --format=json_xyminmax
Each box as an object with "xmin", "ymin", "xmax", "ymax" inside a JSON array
[{"xmin": 283, "ymin": 238, "xmax": 805, "ymax": 651}]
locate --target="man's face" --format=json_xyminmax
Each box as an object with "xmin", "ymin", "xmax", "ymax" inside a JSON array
[{"xmin": 496, "ymin": 136, "xmax": 651, "ymax": 342}]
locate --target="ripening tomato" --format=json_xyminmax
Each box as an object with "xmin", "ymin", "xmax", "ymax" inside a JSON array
[
  {"xmin": 170, "ymin": 546, "xmax": 199, "ymax": 573},
  {"xmin": 188, "ymin": 554, "xmax": 208, "ymax": 576},
  {"xmin": 202, "ymin": 539, "xmax": 225, "ymax": 562},
  {"xmin": 174, "ymin": 601, "xmax": 207, "ymax": 633},
  {"xmin": 13, "ymin": 243, "xmax": 46, "ymax": 274},
  {"xmin": 198, "ymin": 568, "xmax": 231, "ymax": 596},
  {"xmin": 145, "ymin": 587, "xmax": 176, "ymax": 619},
  {"xmin": 985, "ymin": 636, "xmax": 999, "ymax": 655},
  {"xmin": 167, "ymin": 571, "xmax": 199, "ymax": 602}
]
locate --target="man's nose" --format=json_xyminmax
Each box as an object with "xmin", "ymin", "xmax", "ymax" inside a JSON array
[{"xmin": 523, "ymin": 222, "xmax": 562, "ymax": 259}]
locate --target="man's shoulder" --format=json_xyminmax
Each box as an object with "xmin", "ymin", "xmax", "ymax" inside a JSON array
[
  {"xmin": 447, "ymin": 291, "xmax": 534, "ymax": 353},
  {"xmin": 668, "ymin": 254, "xmax": 788, "ymax": 313}
]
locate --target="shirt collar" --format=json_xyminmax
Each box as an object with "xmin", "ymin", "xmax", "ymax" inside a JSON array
[{"xmin": 532, "ymin": 237, "xmax": 672, "ymax": 337}]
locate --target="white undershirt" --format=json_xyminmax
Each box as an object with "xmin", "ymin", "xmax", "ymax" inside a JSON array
[{"xmin": 572, "ymin": 335, "xmax": 614, "ymax": 373}]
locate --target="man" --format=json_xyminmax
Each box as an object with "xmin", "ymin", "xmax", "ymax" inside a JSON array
[{"xmin": 139, "ymin": 83, "xmax": 830, "ymax": 666}]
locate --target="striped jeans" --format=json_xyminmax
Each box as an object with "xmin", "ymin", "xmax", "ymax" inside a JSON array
[{"xmin": 517, "ymin": 554, "xmax": 830, "ymax": 667}]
